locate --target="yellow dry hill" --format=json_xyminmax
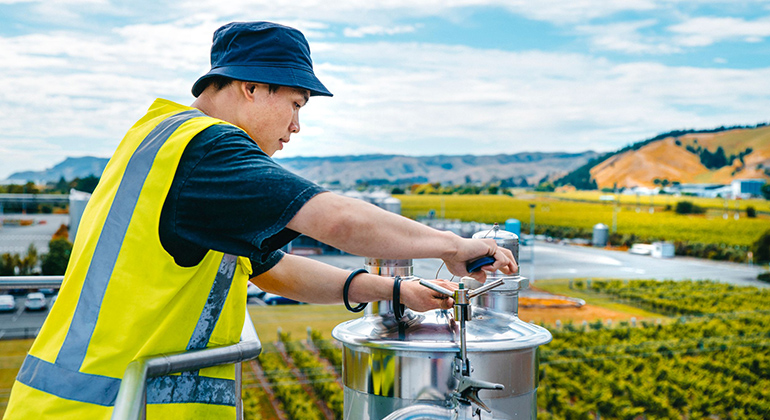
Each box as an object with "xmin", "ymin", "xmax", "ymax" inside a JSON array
[{"xmin": 590, "ymin": 125, "xmax": 770, "ymax": 189}]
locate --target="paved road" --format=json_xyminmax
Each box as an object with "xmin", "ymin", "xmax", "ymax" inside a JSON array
[{"xmin": 523, "ymin": 242, "xmax": 767, "ymax": 287}]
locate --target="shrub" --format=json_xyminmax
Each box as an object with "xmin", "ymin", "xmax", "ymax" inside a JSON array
[
  {"xmin": 758, "ymin": 272, "xmax": 770, "ymax": 283},
  {"xmin": 746, "ymin": 206, "xmax": 757, "ymax": 218},
  {"xmin": 753, "ymin": 229, "xmax": 770, "ymax": 264},
  {"xmin": 675, "ymin": 201, "xmax": 705, "ymax": 215}
]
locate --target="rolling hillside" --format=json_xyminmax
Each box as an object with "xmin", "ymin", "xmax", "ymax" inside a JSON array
[
  {"xmin": 588, "ymin": 125, "xmax": 770, "ymax": 189},
  {"xmin": 5, "ymin": 152, "xmax": 598, "ymax": 187},
  {"xmin": 278, "ymin": 152, "xmax": 597, "ymax": 186}
]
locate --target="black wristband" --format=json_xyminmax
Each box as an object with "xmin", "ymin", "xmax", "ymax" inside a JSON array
[
  {"xmin": 393, "ymin": 276, "xmax": 406, "ymax": 320},
  {"xmin": 343, "ymin": 269, "xmax": 369, "ymax": 313}
]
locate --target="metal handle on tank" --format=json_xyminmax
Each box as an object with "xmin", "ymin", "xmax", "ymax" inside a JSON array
[
  {"xmin": 418, "ymin": 277, "xmax": 505, "ymax": 367},
  {"xmin": 418, "ymin": 277, "xmax": 506, "ymax": 415}
]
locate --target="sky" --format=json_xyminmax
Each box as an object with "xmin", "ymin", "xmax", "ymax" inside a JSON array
[{"xmin": 1, "ymin": 0, "xmax": 769, "ymax": 180}]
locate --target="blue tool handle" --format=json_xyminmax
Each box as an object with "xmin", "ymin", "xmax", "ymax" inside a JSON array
[{"xmin": 466, "ymin": 256, "xmax": 496, "ymax": 273}]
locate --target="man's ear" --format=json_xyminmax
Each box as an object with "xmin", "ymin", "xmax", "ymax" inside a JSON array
[{"xmin": 241, "ymin": 81, "xmax": 257, "ymax": 99}]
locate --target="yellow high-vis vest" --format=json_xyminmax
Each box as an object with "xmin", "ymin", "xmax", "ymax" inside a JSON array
[{"xmin": 4, "ymin": 99, "xmax": 252, "ymax": 419}]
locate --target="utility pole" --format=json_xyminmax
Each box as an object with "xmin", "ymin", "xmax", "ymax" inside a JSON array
[
  {"xmin": 529, "ymin": 203, "xmax": 535, "ymax": 284},
  {"xmin": 723, "ymin": 198, "xmax": 728, "ymax": 220}
]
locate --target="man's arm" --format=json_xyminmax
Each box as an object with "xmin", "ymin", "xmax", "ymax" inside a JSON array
[
  {"xmin": 286, "ymin": 191, "xmax": 517, "ymax": 279},
  {"xmin": 251, "ymin": 253, "xmax": 457, "ymax": 312}
]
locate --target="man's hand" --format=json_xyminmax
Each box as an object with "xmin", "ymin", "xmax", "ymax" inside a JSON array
[
  {"xmin": 400, "ymin": 279, "xmax": 458, "ymax": 312},
  {"xmin": 442, "ymin": 238, "xmax": 517, "ymax": 282}
]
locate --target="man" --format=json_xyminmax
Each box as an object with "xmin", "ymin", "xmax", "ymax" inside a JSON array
[{"xmin": 4, "ymin": 22, "xmax": 515, "ymax": 419}]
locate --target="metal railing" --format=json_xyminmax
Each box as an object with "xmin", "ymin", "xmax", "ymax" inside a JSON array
[
  {"xmin": 111, "ymin": 311, "xmax": 261, "ymax": 420},
  {"xmin": 0, "ymin": 276, "xmax": 65, "ymax": 290},
  {"xmin": 0, "ymin": 276, "xmax": 262, "ymax": 420}
]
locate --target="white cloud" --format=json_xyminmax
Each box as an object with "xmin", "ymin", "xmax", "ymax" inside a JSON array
[
  {"xmin": 288, "ymin": 42, "xmax": 770, "ymax": 159},
  {"xmin": 343, "ymin": 24, "xmax": 419, "ymax": 38},
  {"xmin": 504, "ymin": 0, "xmax": 658, "ymax": 24},
  {"xmin": 576, "ymin": 20, "xmax": 681, "ymax": 54},
  {"xmin": 669, "ymin": 16, "xmax": 770, "ymax": 47},
  {"xmin": 173, "ymin": 0, "xmax": 660, "ymax": 26},
  {"xmin": 1, "ymin": 3, "xmax": 770, "ymax": 178},
  {"xmin": 2, "ymin": 16, "xmax": 770, "ymax": 178}
]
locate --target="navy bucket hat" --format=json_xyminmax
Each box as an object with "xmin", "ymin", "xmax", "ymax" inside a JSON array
[{"xmin": 192, "ymin": 21, "xmax": 332, "ymax": 98}]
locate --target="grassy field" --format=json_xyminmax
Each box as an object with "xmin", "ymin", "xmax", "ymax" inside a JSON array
[
  {"xmin": 396, "ymin": 194, "xmax": 769, "ymax": 247},
  {"xmin": 540, "ymin": 190, "xmax": 770, "ymax": 213}
]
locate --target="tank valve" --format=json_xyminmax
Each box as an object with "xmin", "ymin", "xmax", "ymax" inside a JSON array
[
  {"xmin": 418, "ymin": 276, "xmax": 506, "ymax": 414},
  {"xmin": 454, "ymin": 371, "xmax": 504, "ymax": 413}
]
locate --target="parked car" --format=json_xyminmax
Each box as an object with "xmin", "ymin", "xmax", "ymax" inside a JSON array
[
  {"xmin": 0, "ymin": 295, "xmax": 16, "ymax": 312},
  {"xmin": 247, "ymin": 283, "xmax": 266, "ymax": 300},
  {"xmin": 24, "ymin": 292, "xmax": 47, "ymax": 311},
  {"xmin": 262, "ymin": 293, "xmax": 300, "ymax": 305}
]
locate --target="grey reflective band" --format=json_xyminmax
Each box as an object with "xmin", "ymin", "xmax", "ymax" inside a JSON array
[
  {"xmin": 187, "ymin": 254, "xmax": 237, "ymax": 351},
  {"xmin": 18, "ymin": 354, "xmax": 121, "ymax": 406},
  {"xmin": 146, "ymin": 375, "xmax": 236, "ymax": 406},
  {"xmin": 17, "ymin": 355, "xmax": 235, "ymax": 407},
  {"xmin": 56, "ymin": 110, "xmax": 204, "ymax": 370}
]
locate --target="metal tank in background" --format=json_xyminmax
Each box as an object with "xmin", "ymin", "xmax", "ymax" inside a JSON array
[
  {"xmin": 592, "ymin": 223, "xmax": 609, "ymax": 247},
  {"xmin": 467, "ymin": 223, "xmax": 521, "ymax": 316},
  {"xmin": 332, "ymin": 224, "xmax": 552, "ymax": 420}
]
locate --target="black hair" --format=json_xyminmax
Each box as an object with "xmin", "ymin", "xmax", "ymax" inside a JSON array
[{"xmin": 202, "ymin": 75, "xmax": 281, "ymax": 94}]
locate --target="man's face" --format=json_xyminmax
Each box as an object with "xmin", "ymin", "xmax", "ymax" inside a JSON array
[{"xmin": 239, "ymin": 83, "xmax": 309, "ymax": 157}]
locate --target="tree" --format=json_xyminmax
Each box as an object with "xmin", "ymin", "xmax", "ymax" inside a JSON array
[
  {"xmin": 52, "ymin": 224, "xmax": 69, "ymax": 240},
  {"xmin": 41, "ymin": 238, "xmax": 73, "ymax": 275},
  {"xmin": 53, "ymin": 176, "xmax": 70, "ymax": 194},
  {"xmin": 762, "ymin": 184, "xmax": 770, "ymax": 200},
  {"xmin": 72, "ymin": 175, "xmax": 100, "ymax": 193},
  {"xmin": 18, "ymin": 244, "xmax": 38, "ymax": 275},
  {"xmin": 0, "ymin": 253, "xmax": 20, "ymax": 275}
]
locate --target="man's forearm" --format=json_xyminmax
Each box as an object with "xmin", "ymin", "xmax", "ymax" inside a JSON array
[
  {"xmin": 252, "ymin": 253, "xmax": 400, "ymax": 304},
  {"xmin": 252, "ymin": 253, "xmax": 456, "ymax": 311},
  {"xmin": 287, "ymin": 192, "xmax": 461, "ymax": 260}
]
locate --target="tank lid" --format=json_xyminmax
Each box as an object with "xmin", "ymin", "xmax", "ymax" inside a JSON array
[
  {"xmin": 332, "ymin": 308, "xmax": 551, "ymax": 353},
  {"xmin": 471, "ymin": 223, "xmax": 518, "ymax": 241}
]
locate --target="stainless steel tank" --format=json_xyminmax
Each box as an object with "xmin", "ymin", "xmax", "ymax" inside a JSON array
[{"xmin": 333, "ymin": 247, "xmax": 552, "ymax": 420}]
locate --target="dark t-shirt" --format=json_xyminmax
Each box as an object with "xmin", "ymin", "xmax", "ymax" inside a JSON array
[{"xmin": 159, "ymin": 123, "xmax": 326, "ymax": 277}]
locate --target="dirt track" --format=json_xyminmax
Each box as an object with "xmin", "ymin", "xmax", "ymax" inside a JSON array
[{"xmin": 519, "ymin": 304, "xmax": 647, "ymax": 326}]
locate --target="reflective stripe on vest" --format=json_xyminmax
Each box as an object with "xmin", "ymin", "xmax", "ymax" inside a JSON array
[{"xmin": 17, "ymin": 109, "xmax": 238, "ymax": 407}]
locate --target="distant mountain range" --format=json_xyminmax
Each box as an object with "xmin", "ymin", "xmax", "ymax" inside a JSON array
[
  {"xmin": 277, "ymin": 152, "xmax": 598, "ymax": 186},
  {"xmin": 6, "ymin": 152, "xmax": 599, "ymax": 186},
  {"xmin": 7, "ymin": 156, "xmax": 110, "ymax": 184},
  {"xmin": 11, "ymin": 122, "xmax": 768, "ymax": 189}
]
